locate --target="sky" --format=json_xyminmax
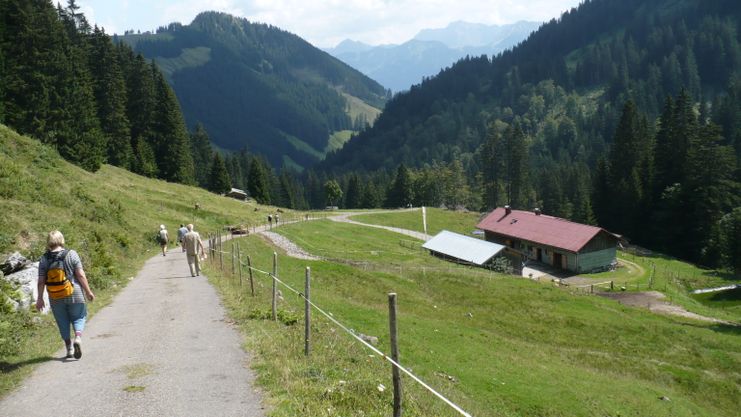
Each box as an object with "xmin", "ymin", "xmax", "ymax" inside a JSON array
[{"xmin": 76, "ymin": 0, "xmax": 581, "ymax": 48}]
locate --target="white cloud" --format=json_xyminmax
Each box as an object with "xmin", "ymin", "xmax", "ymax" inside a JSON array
[{"xmin": 77, "ymin": 0, "xmax": 579, "ymax": 45}]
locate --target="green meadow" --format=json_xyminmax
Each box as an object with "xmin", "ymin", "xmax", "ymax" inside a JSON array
[{"xmin": 206, "ymin": 217, "xmax": 741, "ymax": 417}]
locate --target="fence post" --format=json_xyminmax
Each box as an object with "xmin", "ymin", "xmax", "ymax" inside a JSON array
[
  {"xmin": 388, "ymin": 293, "xmax": 402, "ymax": 417},
  {"xmin": 590, "ymin": 284, "xmax": 594, "ymax": 294},
  {"xmin": 272, "ymin": 252, "xmax": 278, "ymax": 321},
  {"xmin": 304, "ymin": 267, "xmax": 311, "ymax": 357},
  {"xmin": 231, "ymin": 244, "xmax": 235, "ymax": 276},
  {"xmin": 237, "ymin": 241, "xmax": 243, "ymax": 287},
  {"xmin": 610, "ymin": 281, "xmax": 614, "ymax": 291},
  {"xmin": 247, "ymin": 255, "xmax": 255, "ymax": 296},
  {"xmin": 219, "ymin": 232, "xmax": 224, "ymax": 271}
]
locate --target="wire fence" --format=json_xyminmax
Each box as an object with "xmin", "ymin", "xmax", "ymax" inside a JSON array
[{"xmin": 205, "ymin": 231, "xmax": 473, "ymax": 417}]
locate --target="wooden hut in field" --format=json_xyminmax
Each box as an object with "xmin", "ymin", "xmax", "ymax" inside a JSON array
[{"xmin": 477, "ymin": 206, "xmax": 618, "ymax": 273}]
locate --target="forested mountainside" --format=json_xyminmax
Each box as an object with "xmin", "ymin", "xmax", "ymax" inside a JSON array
[
  {"xmin": 318, "ymin": 0, "xmax": 741, "ymax": 271},
  {"xmin": 120, "ymin": 12, "xmax": 389, "ymax": 169},
  {"xmin": 0, "ymin": 0, "xmax": 195, "ymax": 183}
]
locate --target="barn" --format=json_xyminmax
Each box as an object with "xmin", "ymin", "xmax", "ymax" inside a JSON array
[{"xmin": 476, "ymin": 206, "xmax": 618, "ymax": 273}]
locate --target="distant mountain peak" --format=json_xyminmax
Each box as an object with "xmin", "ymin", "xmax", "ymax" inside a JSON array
[{"xmin": 413, "ymin": 20, "xmax": 541, "ymax": 49}]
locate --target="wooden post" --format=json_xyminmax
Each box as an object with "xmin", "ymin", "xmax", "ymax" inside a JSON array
[
  {"xmin": 237, "ymin": 241, "xmax": 243, "ymax": 287},
  {"xmin": 272, "ymin": 252, "xmax": 278, "ymax": 321},
  {"xmin": 219, "ymin": 232, "xmax": 224, "ymax": 271},
  {"xmin": 304, "ymin": 267, "xmax": 311, "ymax": 356},
  {"xmin": 610, "ymin": 281, "xmax": 614, "ymax": 291},
  {"xmin": 231, "ymin": 244, "xmax": 235, "ymax": 276},
  {"xmin": 247, "ymin": 255, "xmax": 255, "ymax": 296},
  {"xmin": 590, "ymin": 284, "xmax": 594, "ymax": 294},
  {"xmin": 388, "ymin": 293, "xmax": 402, "ymax": 417}
]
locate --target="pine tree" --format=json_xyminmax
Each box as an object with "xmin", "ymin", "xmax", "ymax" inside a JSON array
[
  {"xmin": 247, "ymin": 156, "xmax": 271, "ymax": 204},
  {"xmin": 208, "ymin": 152, "xmax": 231, "ymax": 194},
  {"xmin": 505, "ymin": 123, "xmax": 529, "ymax": 208},
  {"xmin": 604, "ymin": 100, "xmax": 651, "ymax": 237},
  {"xmin": 190, "ymin": 123, "xmax": 214, "ymax": 188},
  {"xmin": 344, "ymin": 174, "xmax": 362, "ymax": 209},
  {"xmin": 125, "ymin": 54, "xmax": 157, "ymax": 176},
  {"xmin": 151, "ymin": 66, "xmax": 194, "ymax": 183},
  {"xmin": 385, "ymin": 163, "xmax": 414, "ymax": 208},
  {"xmin": 89, "ymin": 26, "xmax": 132, "ymax": 169}
]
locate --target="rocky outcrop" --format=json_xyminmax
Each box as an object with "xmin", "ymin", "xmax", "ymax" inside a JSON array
[
  {"xmin": 1, "ymin": 254, "xmax": 49, "ymax": 314},
  {"xmin": 1, "ymin": 251, "xmax": 30, "ymax": 275}
]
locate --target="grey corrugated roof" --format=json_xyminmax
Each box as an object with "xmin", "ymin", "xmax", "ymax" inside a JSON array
[{"xmin": 422, "ymin": 230, "xmax": 505, "ymax": 265}]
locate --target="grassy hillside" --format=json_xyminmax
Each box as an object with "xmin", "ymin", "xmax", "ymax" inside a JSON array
[
  {"xmin": 207, "ymin": 217, "xmax": 740, "ymax": 416},
  {"xmin": 352, "ymin": 208, "xmax": 483, "ymax": 236},
  {"xmin": 0, "ymin": 125, "xmax": 286, "ymax": 394}
]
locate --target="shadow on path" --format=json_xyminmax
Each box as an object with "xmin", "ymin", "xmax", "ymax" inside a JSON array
[{"xmin": 0, "ymin": 356, "xmax": 58, "ymax": 373}]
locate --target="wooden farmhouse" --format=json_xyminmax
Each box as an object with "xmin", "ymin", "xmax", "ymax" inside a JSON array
[{"xmin": 476, "ymin": 206, "xmax": 618, "ymax": 273}]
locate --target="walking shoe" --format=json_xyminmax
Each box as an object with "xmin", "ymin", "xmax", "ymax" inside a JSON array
[
  {"xmin": 66, "ymin": 345, "xmax": 74, "ymax": 358},
  {"xmin": 73, "ymin": 335, "xmax": 82, "ymax": 359}
]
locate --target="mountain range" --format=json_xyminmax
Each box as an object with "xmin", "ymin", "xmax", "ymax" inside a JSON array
[
  {"xmin": 119, "ymin": 12, "xmax": 388, "ymax": 170},
  {"xmin": 324, "ymin": 21, "xmax": 541, "ymax": 92}
]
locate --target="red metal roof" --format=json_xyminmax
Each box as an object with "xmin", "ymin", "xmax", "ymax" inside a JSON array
[{"xmin": 476, "ymin": 207, "xmax": 612, "ymax": 253}]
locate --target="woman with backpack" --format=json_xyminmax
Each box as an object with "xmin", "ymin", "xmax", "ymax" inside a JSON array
[{"xmin": 36, "ymin": 230, "xmax": 95, "ymax": 359}]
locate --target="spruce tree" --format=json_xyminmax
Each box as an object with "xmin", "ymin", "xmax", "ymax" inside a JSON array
[
  {"xmin": 89, "ymin": 26, "xmax": 132, "ymax": 169},
  {"xmin": 208, "ymin": 152, "xmax": 231, "ymax": 194},
  {"xmin": 190, "ymin": 123, "xmax": 214, "ymax": 188},
  {"xmin": 125, "ymin": 54, "xmax": 157, "ymax": 176},
  {"xmin": 151, "ymin": 66, "xmax": 194, "ymax": 183},
  {"xmin": 344, "ymin": 174, "xmax": 362, "ymax": 209},
  {"xmin": 385, "ymin": 164, "xmax": 414, "ymax": 208},
  {"xmin": 247, "ymin": 156, "xmax": 271, "ymax": 204}
]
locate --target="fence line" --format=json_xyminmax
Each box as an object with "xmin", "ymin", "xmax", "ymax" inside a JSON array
[{"xmin": 208, "ymin": 244, "xmax": 473, "ymax": 417}]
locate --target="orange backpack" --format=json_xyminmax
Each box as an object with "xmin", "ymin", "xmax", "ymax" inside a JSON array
[{"xmin": 45, "ymin": 250, "xmax": 74, "ymax": 299}]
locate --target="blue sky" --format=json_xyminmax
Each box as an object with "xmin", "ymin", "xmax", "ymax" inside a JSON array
[{"xmin": 77, "ymin": 0, "xmax": 581, "ymax": 48}]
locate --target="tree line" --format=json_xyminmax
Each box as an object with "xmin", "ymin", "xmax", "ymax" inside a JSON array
[{"xmin": 0, "ymin": 0, "xmax": 194, "ymax": 181}]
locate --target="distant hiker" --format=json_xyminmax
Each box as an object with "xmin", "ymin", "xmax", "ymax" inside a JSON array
[
  {"xmin": 158, "ymin": 225, "xmax": 169, "ymax": 256},
  {"xmin": 183, "ymin": 224, "xmax": 205, "ymax": 277},
  {"xmin": 268, "ymin": 214, "xmax": 273, "ymax": 229},
  {"xmin": 36, "ymin": 230, "xmax": 95, "ymax": 359},
  {"xmin": 274, "ymin": 213, "xmax": 280, "ymax": 225},
  {"xmin": 177, "ymin": 224, "xmax": 188, "ymax": 252}
]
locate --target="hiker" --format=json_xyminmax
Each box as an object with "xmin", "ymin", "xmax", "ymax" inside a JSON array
[
  {"xmin": 36, "ymin": 230, "xmax": 95, "ymax": 359},
  {"xmin": 158, "ymin": 224, "xmax": 169, "ymax": 256},
  {"xmin": 268, "ymin": 214, "xmax": 273, "ymax": 229},
  {"xmin": 183, "ymin": 224, "xmax": 205, "ymax": 277},
  {"xmin": 274, "ymin": 213, "xmax": 279, "ymax": 225},
  {"xmin": 177, "ymin": 224, "xmax": 188, "ymax": 252}
]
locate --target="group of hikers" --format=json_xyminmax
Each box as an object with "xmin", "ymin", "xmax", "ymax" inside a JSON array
[
  {"xmin": 35, "ymin": 223, "xmax": 206, "ymax": 360},
  {"xmin": 156, "ymin": 223, "xmax": 206, "ymax": 276}
]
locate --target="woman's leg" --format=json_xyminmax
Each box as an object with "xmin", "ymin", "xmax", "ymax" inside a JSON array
[
  {"xmin": 50, "ymin": 302, "xmax": 71, "ymax": 342},
  {"xmin": 68, "ymin": 302, "xmax": 87, "ymax": 334}
]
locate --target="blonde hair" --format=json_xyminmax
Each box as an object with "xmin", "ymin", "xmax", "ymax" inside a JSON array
[
  {"xmin": 187, "ymin": 224, "xmax": 194, "ymax": 231},
  {"xmin": 47, "ymin": 230, "xmax": 65, "ymax": 249}
]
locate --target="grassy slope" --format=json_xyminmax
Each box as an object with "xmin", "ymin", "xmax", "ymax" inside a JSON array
[
  {"xmin": 207, "ymin": 219, "xmax": 740, "ymax": 417},
  {"xmin": 0, "ymin": 124, "xmax": 287, "ymax": 395}
]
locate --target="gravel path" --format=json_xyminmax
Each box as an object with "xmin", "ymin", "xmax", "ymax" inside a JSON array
[
  {"xmin": 0, "ymin": 247, "xmax": 266, "ymax": 417},
  {"xmin": 259, "ymin": 231, "xmax": 321, "ymax": 260},
  {"xmin": 329, "ymin": 210, "xmax": 429, "ymax": 241}
]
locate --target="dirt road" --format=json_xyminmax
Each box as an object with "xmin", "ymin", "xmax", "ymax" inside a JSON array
[{"xmin": 0, "ymin": 248, "xmax": 266, "ymax": 417}]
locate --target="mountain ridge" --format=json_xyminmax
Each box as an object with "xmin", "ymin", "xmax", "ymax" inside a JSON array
[{"xmin": 120, "ymin": 11, "xmax": 388, "ymax": 169}]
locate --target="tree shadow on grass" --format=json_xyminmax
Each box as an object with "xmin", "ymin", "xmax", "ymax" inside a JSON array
[{"xmin": 0, "ymin": 355, "xmax": 58, "ymax": 373}]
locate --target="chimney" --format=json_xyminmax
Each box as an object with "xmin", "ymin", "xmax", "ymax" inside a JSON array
[
  {"xmin": 504, "ymin": 205, "xmax": 511, "ymax": 215},
  {"xmin": 534, "ymin": 208, "xmax": 541, "ymax": 216}
]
